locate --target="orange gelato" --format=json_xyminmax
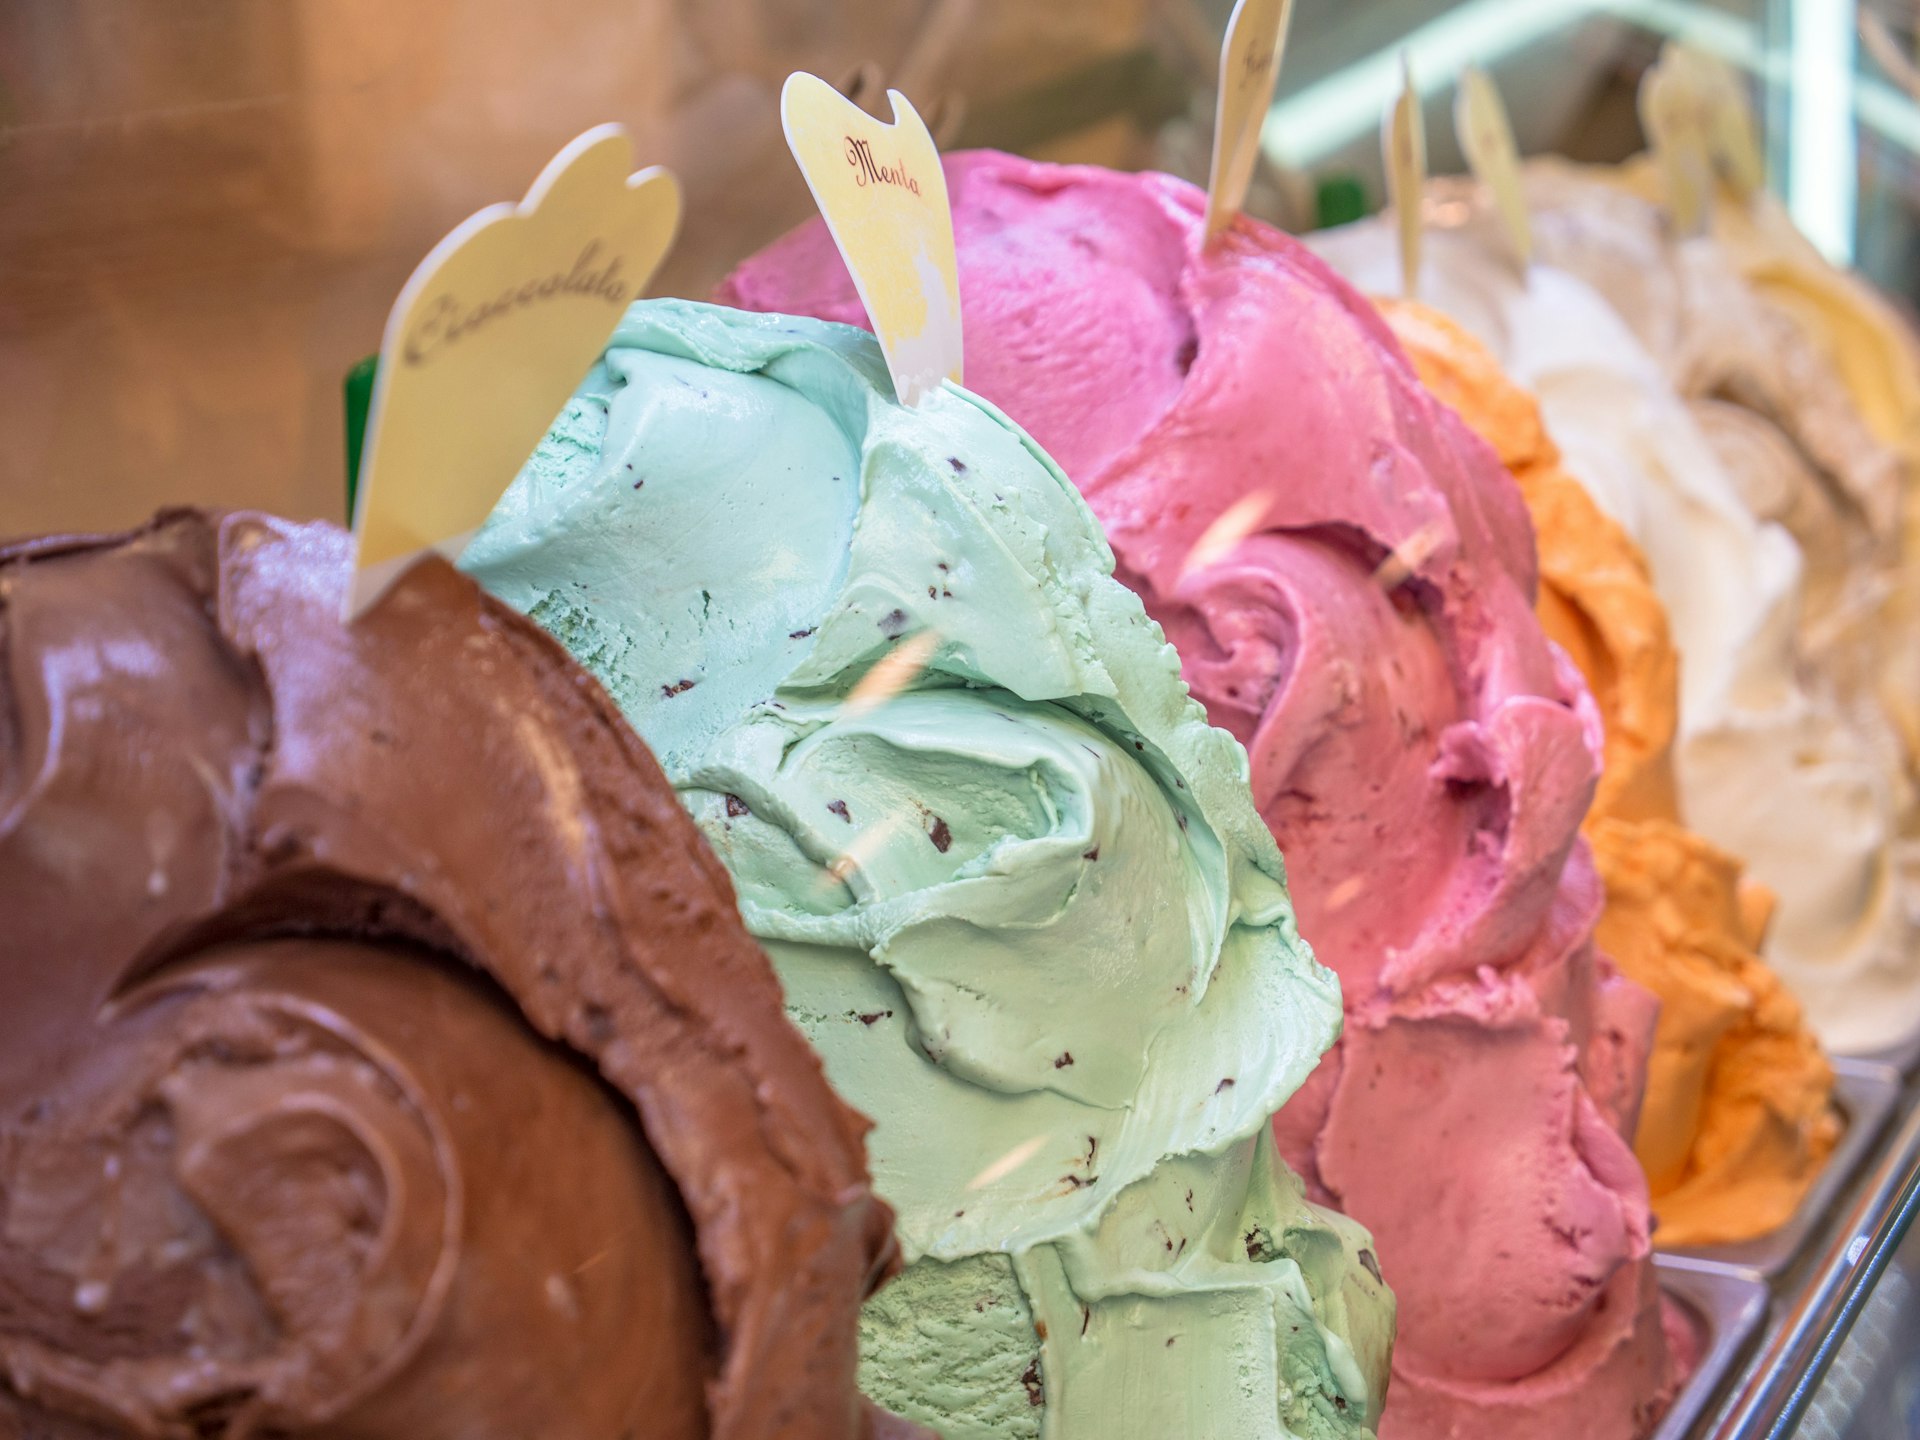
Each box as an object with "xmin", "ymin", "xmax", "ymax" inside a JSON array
[{"xmin": 1382, "ymin": 298, "xmax": 1840, "ymax": 1246}]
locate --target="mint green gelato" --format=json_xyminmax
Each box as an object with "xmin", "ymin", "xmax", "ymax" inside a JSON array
[{"xmin": 462, "ymin": 299, "xmax": 1394, "ymax": 1439}]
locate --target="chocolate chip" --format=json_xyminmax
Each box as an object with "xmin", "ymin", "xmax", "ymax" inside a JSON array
[
  {"xmin": 1021, "ymin": 1361, "xmax": 1044, "ymax": 1406},
  {"xmin": 724, "ymin": 794, "xmax": 749, "ymax": 818},
  {"xmin": 580, "ymin": 1002, "xmax": 616, "ymax": 1043},
  {"xmin": 927, "ymin": 816, "xmax": 952, "ymax": 852},
  {"xmin": 789, "ymin": 627, "xmax": 816, "ymax": 639},
  {"xmin": 948, "ymin": 456, "xmax": 968, "ymax": 473},
  {"xmin": 661, "ymin": 678, "xmax": 696, "ymax": 697},
  {"xmin": 1214, "ymin": 1077, "xmax": 1235, "ymax": 1093},
  {"xmin": 1081, "ymin": 847, "xmax": 1099, "ymax": 861},
  {"xmin": 1358, "ymin": 1249, "xmax": 1383, "ymax": 1284},
  {"xmin": 857, "ymin": 1010, "xmax": 892, "ymax": 1026},
  {"xmin": 827, "ymin": 799, "xmax": 851, "ymax": 822},
  {"xmin": 878, "ymin": 608, "xmax": 909, "ymax": 637},
  {"xmin": 1054, "ymin": 1052, "xmax": 1074, "ymax": 1068}
]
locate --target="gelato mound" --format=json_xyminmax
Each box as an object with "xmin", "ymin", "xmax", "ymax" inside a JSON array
[
  {"xmin": 464, "ymin": 299, "xmax": 1393, "ymax": 1440},
  {"xmin": 1380, "ymin": 298, "xmax": 1840, "ymax": 1247},
  {"xmin": 0, "ymin": 509, "xmax": 902, "ymax": 1440},
  {"xmin": 1313, "ymin": 184, "xmax": 1920, "ymax": 1056},
  {"xmin": 722, "ymin": 151, "xmax": 1674, "ymax": 1440}
]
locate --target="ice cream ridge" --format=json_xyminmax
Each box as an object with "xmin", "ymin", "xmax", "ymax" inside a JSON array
[
  {"xmin": 1377, "ymin": 297, "xmax": 1839, "ymax": 1246},
  {"xmin": 461, "ymin": 298, "xmax": 1394, "ymax": 1439},
  {"xmin": 0, "ymin": 509, "xmax": 912, "ymax": 1440},
  {"xmin": 1520, "ymin": 159, "xmax": 1916, "ymax": 801},
  {"xmin": 1311, "ymin": 173, "xmax": 1920, "ymax": 1058},
  {"xmin": 1623, "ymin": 154, "xmax": 1920, "ymax": 772},
  {"xmin": 722, "ymin": 152, "xmax": 1676, "ymax": 1439}
]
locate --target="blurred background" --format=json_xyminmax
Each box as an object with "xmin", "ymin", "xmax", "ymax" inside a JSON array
[{"xmin": 2, "ymin": 0, "xmax": 1917, "ymax": 536}]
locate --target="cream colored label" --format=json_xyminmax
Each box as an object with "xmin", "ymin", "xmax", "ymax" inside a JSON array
[
  {"xmin": 346, "ymin": 125, "xmax": 679, "ymax": 619},
  {"xmin": 782, "ymin": 71, "xmax": 962, "ymax": 407},
  {"xmin": 1687, "ymin": 45, "xmax": 1765, "ymax": 200},
  {"xmin": 1384, "ymin": 55, "xmax": 1427, "ymax": 297},
  {"xmin": 1639, "ymin": 47, "xmax": 1714, "ymax": 235},
  {"xmin": 1455, "ymin": 65, "xmax": 1531, "ymax": 272},
  {"xmin": 1204, "ymin": 0, "xmax": 1296, "ymax": 242}
]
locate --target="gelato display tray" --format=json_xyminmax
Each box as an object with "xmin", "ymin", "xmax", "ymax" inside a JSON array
[
  {"xmin": 1653, "ymin": 1257, "xmax": 1772, "ymax": 1440},
  {"xmin": 1703, "ymin": 1089, "xmax": 1920, "ymax": 1439},
  {"xmin": 1662, "ymin": 1060, "xmax": 1904, "ymax": 1278},
  {"xmin": 1856, "ymin": 1022, "xmax": 1920, "ymax": 1078}
]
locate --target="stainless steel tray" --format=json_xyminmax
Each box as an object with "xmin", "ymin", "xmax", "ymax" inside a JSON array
[
  {"xmin": 1703, "ymin": 1096, "xmax": 1920, "ymax": 1439},
  {"xmin": 1652, "ymin": 1256, "xmax": 1772, "ymax": 1440},
  {"xmin": 1852, "ymin": 1021, "xmax": 1920, "ymax": 1077},
  {"xmin": 1659, "ymin": 1060, "xmax": 1904, "ymax": 1277}
]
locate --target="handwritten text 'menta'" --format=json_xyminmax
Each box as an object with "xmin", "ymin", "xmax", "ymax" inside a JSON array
[{"xmin": 844, "ymin": 137, "xmax": 923, "ymax": 195}]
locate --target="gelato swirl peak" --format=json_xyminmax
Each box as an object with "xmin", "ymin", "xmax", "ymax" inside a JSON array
[
  {"xmin": 465, "ymin": 298, "xmax": 1393, "ymax": 1440},
  {"xmin": 722, "ymin": 150, "xmax": 1675, "ymax": 1440}
]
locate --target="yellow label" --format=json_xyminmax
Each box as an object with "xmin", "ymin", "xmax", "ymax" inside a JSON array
[
  {"xmin": 1384, "ymin": 55, "xmax": 1427, "ymax": 298},
  {"xmin": 782, "ymin": 71, "xmax": 962, "ymax": 407},
  {"xmin": 1684, "ymin": 44, "xmax": 1765, "ymax": 201},
  {"xmin": 1639, "ymin": 48, "xmax": 1714, "ymax": 236},
  {"xmin": 1455, "ymin": 66, "xmax": 1531, "ymax": 272},
  {"xmin": 1204, "ymin": 0, "xmax": 1296, "ymax": 242},
  {"xmin": 346, "ymin": 125, "xmax": 680, "ymax": 619}
]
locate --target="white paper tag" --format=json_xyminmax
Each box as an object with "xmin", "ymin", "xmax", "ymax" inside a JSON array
[
  {"xmin": 346, "ymin": 125, "xmax": 679, "ymax": 619},
  {"xmin": 781, "ymin": 72, "xmax": 963, "ymax": 407},
  {"xmin": 1205, "ymin": 0, "xmax": 1297, "ymax": 242}
]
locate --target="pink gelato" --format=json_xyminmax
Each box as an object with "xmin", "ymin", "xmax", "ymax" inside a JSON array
[{"xmin": 722, "ymin": 152, "xmax": 1676, "ymax": 1439}]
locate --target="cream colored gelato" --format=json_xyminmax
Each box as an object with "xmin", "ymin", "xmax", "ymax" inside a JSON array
[{"xmin": 1314, "ymin": 195, "xmax": 1920, "ymax": 1056}]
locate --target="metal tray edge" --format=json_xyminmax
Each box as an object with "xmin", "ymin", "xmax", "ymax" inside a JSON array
[
  {"xmin": 1651, "ymin": 1256, "xmax": 1772, "ymax": 1440},
  {"xmin": 1851, "ymin": 1024, "xmax": 1920, "ymax": 1077}
]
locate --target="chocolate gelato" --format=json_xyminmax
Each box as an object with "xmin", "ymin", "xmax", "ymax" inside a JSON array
[{"xmin": 0, "ymin": 509, "xmax": 903, "ymax": 1440}]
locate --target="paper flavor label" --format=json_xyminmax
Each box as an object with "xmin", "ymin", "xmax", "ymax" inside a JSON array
[
  {"xmin": 1204, "ymin": 0, "xmax": 1296, "ymax": 242},
  {"xmin": 1455, "ymin": 66, "xmax": 1532, "ymax": 273},
  {"xmin": 346, "ymin": 125, "xmax": 680, "ymax": 619},
  {"xmin": 1639, "ymin": 49, "xmax": 1715, "ymax": 236},
  {"xmin": 782, "ymin": 71, "xmax": 962, "ymax": 407},
  {"xmin": 1688, "ymin": 46, "xmax": 1765, "ymax": 201},
  {"xmin": 1384, "ymin": 56, "xmax": 1427, "ymax": 298},
  {"xmin": 1641, "ymin": 42, "xmax": 1763, "ymax": 223}
]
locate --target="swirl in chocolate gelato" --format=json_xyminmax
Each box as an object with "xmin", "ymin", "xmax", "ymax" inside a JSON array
[{"xmin": 0, "ymin": 509, "xmax": 905, "ymax": 1440}]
